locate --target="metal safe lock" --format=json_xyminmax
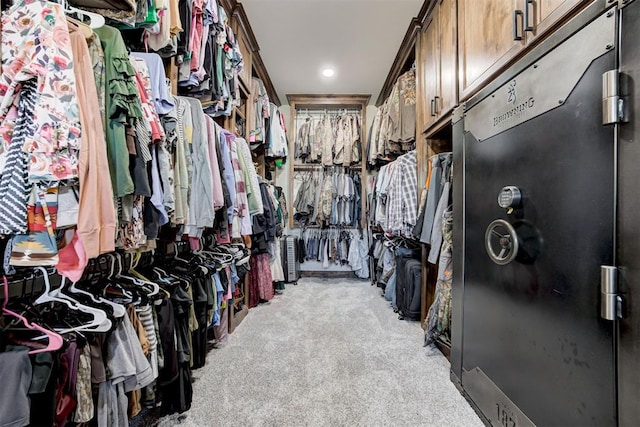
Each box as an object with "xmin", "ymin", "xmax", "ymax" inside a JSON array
[
  {"xmin": 485, "ymin": 219, "xmax": 520, "ymax": 265},
  {"xmin": 498, "ymin": 186, "xmax": 522, "ymax": 209}
]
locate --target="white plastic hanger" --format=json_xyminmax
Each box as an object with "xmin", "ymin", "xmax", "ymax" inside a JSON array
[
  {"xmin": 32, "ymin": 267, "xmax": 111, "ymax": 334},
  {"xmin": 61, "ymin": 0, "xmax": 105, "ymax": 29}
]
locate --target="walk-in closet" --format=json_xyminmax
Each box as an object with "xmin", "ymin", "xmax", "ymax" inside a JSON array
[{"xmin": 1, "ymin": 0, "xmax": 640, "ymax": 426}]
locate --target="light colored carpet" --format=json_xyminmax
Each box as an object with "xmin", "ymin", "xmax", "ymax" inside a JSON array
[{"xmin": 157, "ymin": 278, "xmax": 483, "ymax": 427}]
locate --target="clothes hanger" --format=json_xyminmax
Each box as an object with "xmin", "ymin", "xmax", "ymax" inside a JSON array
[
  {"xmin": 102, "ymin": 253, "xmax": 135, "ymax": 302},
  {"xmin": 126, "ymin": 255, "xmax": 161, "ymax": 299},
  {"xmin": 115, "ymin": 253, "xmax": 160, "ymax": 299},
  {"xmin": 66, "ymin": 16, "xmax": 93, "ymax": 39},
  {"xmin": 173, "ymin": 242, "xmax": 191, "ymax": 263},
  {"xmin": 2, "ymin": 275, "xmax": 64, "ymax": 354},
  {"xmin": 66, "ymin": 277, "xmax": 126, "ymax": 319},
  {"xmin": 42, "ymin": 267, "xmax": 112, "ymax": 333},
  {"xmin": 61, "ymin": 0, "xmax": 105, "ymax": 29}
]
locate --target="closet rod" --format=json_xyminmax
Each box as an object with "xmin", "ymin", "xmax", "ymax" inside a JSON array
[
  {"xmin": 302, "ymin": 224, "xmax": 361, "ymax": 229},
  {"xmin": 295, "ymin": 109, "xmax": 362, "ymax": 115},
  {"xmin": 293, "ymin": 164, "xmax": 362, "ymax": 170}
]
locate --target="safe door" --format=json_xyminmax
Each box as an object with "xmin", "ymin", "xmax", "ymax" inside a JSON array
[{"xmin": 452, "ymin": 6, "xmax": 618, "ymax": 427}]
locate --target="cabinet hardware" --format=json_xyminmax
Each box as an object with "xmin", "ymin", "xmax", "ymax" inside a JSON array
[
  {"xmin": 513, "ymin": 10, "xmax": 524, "ymax": 41},
  {"xmin": 523, "ymin": 0, "xmax": 534, "ymax": 32},
  {"xmin": 430, "ymin": 98, "xmax": 436, "ymax": 117},
  {"xmin": 434, "ymin": 96, "xmax": 440, "ymax": 115}
]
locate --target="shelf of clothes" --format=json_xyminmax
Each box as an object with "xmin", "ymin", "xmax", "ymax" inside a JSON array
[
  {"xmin": 293, "ymin": 110, "xmax": 363, "ymax": 166},
  {"xmin": 292, "ymin": 167, "xmax": 362, "ymax": 228}
]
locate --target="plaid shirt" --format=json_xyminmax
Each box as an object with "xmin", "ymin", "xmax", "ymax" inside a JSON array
[{"xmin": 386, "ymin": 150, "xmax": 418, "ymax": 236}]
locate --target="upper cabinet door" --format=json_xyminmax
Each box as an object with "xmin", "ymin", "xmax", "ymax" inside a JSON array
[
  {"xmin": 458, "ymin": 0, "xmax": 524, "ymax": 101},
  {"xmin": 422, "ymin": 11, "xmax": 440, "ymax": 132},
  {"xmin": 438, "ymin": 0, "xmax": 458, "ymax": 120},
  {"xmin": 530, "ymin": 0, "xmax": 593, "ymax": 42}
]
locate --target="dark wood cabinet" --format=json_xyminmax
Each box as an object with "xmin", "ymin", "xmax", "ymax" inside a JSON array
[
  {"xmin": 458, "ymin": 0, "xmax": 592, "ymax": 101},
  {"xmin": 418, "ymin": 0, "xmax": 457, "ymax": 133}
]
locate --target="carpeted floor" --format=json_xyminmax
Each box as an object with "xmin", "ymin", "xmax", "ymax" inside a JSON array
[{"xmin": 156, "ymin": 278, "xmax": 483, "ymax": 427}]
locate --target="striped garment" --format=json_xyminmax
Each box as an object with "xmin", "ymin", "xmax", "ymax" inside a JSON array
[
  {"xmin": 0, "ymin": 79, "xmax": 37, "ymax": 235},
  {"xmin": 136, "ymin": 304, "xmax": 158, "ymax": 352},
  {"xmin": 225, "ymin": 132, "xmax": 251, "ymax": 235}
]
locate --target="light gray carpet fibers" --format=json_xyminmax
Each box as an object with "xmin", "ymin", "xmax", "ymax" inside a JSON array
[{"xmin": 158, "ymin": 278, "xmax": 483, "ymax": 427}]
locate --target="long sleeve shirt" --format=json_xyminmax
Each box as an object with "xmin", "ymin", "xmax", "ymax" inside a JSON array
[
  {"xmin": 235, "ymin": 137, "xmax": 264, "ymax": 215},
  {"xmin": 386, "ymin": 150, "xmax": 417, "ymax": 235}
]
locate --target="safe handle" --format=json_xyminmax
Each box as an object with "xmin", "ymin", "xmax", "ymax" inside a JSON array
[
  {"xmin": 523, "ymin": 0, "xmax": 534, "ymax": 32},
  {"xmin": 485, "ymin": 219, "xmax": 520, "ymax": 265},
  {"xmin": 513, "ymin": 10, "xmax": 524, "ymax": 41}
]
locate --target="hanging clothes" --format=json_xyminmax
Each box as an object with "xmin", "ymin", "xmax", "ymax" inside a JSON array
[
  {"xmin": 369, "ymin": 150, "xmax": 417, "ymax": 236},
  {"xmin": 367, "ymin": 68, "xmax": 416, "ymax": 167},
  {"xmin": 424, "ymin": 207, "xmax": 453, "ymax": 347},
  {"xmin": 71, "ymin": 28, "xmax": 117, "ymax": 259}
]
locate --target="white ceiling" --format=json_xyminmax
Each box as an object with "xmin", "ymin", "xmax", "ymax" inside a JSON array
[{"xmin": 241, "ymin": 0, "xmax": 424, "ymax": 105}]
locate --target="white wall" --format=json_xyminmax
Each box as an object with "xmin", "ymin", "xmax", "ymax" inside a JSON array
[{"xmin": 275, "ymin": 104, "xmax": 378, "ymax": 272}]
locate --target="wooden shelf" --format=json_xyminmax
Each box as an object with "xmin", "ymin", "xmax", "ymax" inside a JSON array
[{"xmin": 235, "ymin": 108, "xmax": 246, "ymax": 121}]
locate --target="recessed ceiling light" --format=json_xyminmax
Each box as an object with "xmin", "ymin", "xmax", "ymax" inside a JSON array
[{"xmin": 322, "ymin": 68, "xmax": 335, "ymax": 78}]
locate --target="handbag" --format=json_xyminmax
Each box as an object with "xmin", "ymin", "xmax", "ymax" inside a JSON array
[
  {"xmin": 10, "ymin": 183, "xmax": 59, "ymax": 267},
  {"xmin": 56, "ymin": 184, "xmax": 79, "ymax": 229}
]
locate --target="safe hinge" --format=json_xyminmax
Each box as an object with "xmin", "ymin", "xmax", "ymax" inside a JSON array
[
  {"xmin": 609, "ymin": 0, "xmax": 636, "ymax": 9},
  {"xmin": 602, "ymin": 70, "xmax": 628, "ymax": 125},
  {"xmin": 618, "ymin": 0, "xmax": 635, "ymax": 9},
  {"xmin": 601, "ymin": 266, "xmax": 623, "ymax": 320}
]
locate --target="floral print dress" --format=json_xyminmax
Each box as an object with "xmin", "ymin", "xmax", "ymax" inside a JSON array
[{"xmin": 0, "ymin": 0, "xmax": 82, "ymax": 182}]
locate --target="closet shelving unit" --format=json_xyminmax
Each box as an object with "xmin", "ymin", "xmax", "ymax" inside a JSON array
[
  {"xmin": 226, "ymin": 2, "xmax": 281, "ymax": 333},
  {"xmin": 286, "ymin": 94, "xmax": 370, "ymax": 232},
  {"xmin": 163, "ymin": 0, "xmax": 281, "ymax": 334},
  {"xmin": 377, "ymin": 3, "xmax": 453, "ymax": 359}
]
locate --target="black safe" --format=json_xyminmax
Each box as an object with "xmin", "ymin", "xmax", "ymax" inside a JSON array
[{"xmin": 451, "ymin": 1, "xmax": 640, "ymax": 426}]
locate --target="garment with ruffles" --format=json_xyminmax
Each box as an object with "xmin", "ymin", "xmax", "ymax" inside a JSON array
[
  {"xmin": 88, "ymin": 33, "xmax": 107, "ymax": 137},
  {"xmin": 94, "ymin": 25, "xmax": 144, "ymax": 198}
]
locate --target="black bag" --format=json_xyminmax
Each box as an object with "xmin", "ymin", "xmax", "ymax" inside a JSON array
[{"xmin": 395, "ymin": 248, "xmax": 422, "ymax": 320}]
